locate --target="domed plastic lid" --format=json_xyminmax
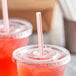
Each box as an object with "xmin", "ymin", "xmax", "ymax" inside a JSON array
[
  {"xmin": 13, "ymin": 45, "xmax": 71, "ymax": 66},
  {"xmin": 0, "ymin": 19, "xmax": 32, "ymax": 38}
]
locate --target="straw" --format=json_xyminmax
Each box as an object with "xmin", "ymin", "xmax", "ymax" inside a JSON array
[
  {"xmin": 2, "ymin": 0, "xmax": 9, "ymax": 33},
  {"xmin": 36, "ymin": 12, "xmax": 44, "ymax": 56}
]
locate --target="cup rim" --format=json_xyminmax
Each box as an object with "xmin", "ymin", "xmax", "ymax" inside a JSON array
[
  {"xmin": 13, "ymin": 44, "xmax": 71, "ymax": 66},
  {"xmin": 0, "ymin": 19, "xmax": 33, "ymax": 38}
]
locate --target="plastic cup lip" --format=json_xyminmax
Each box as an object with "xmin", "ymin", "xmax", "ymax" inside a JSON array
[
  {"xmin": 13, "ymin": 44, "xmax": 71, "ymax": 66},
  {"xmin": 0, "ymin": 19, "xmax": 33, "ymax": 38}
]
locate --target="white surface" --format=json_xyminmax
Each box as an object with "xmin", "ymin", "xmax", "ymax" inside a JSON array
[
  {"xmin": 58, "ymin": 0, "xmax": 76, "ymax": 21},
  {"xmin": 50, "ymin": 3, "xmax": 65, "ymax": 47},
  {"xmin": 65, "ymin": 55, "xmax": 76, "ymax": 76},
  {"xmin": 29, "ymin": 33, "xmax": 51, "ymax": 45}
]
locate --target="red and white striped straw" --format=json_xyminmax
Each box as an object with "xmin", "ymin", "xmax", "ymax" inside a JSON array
[
  {"xmin": 2, "ymin": 0, "xmax": 9, "ymax": 33},
  {"xmin": 36, "ymin": 12, "xmax": 44, "ymax": 56}
]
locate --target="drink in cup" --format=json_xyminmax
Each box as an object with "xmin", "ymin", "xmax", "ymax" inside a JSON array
[
  {"xmin": 0, "ymin": 19, "xmax": 32, "ymax": 76},
  {"xmin": 13, "ymin": 45, "xmax": 71, "ymax": 76}
]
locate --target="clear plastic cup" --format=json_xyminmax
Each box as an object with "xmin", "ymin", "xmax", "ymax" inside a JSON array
[
  {"xmin": 13, "ymin": 44, "xmax": 71, "ymax": 76},
  {"xmin": 0, "ymin": 19, "xmax": 32, "ymax": 76}
]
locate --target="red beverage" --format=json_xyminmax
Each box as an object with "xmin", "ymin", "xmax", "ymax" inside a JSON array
[
  {"xmin": 13, "ymin": 45, "xmax": 71, "ymax": 76},
  {"xmin": 17, "ymin": 62, "xmax": 65, "ymax": 76},
  {"xmin": 0, "ymin": 19, "xmax": 32, "ymax": 76}
]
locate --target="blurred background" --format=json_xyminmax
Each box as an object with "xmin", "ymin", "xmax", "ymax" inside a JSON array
[{"xmin": 0, "ymin": 0, "xmax": 76, "ymax": 76}]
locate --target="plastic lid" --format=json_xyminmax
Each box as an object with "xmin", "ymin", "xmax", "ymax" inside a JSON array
[
  {"xmin": 0, "ymin": 19, "xmax": 32, "ymax": 38},
  {"xmin": 13, "ymin": 45, "xmax": 71, "ymax": 66}
]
